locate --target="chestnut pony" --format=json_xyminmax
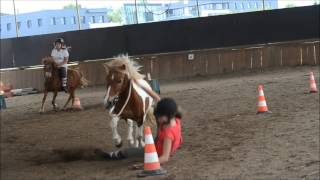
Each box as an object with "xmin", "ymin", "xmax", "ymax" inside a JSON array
[
  {"xmin": 103, "ymin": 55, "xmax": 154, "ymax": 148},
  {"xmin": 40, "ymin": 57, "xmax": 88, "ymax": 113}
]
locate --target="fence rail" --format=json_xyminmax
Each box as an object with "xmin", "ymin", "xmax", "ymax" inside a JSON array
[{"xmin": 0, "ymin": 39, "xmax": 319, "ymax": 91}]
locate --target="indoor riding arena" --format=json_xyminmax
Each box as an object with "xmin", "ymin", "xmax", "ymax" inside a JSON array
[{"xmin": 0, "ymin": 1, "xmax": 319, "ymax": 180}]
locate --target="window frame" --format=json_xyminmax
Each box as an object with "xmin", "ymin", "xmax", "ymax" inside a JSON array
[{"xmin": 27, "ymin": 20, "xmax": 32, "ymax": 28}]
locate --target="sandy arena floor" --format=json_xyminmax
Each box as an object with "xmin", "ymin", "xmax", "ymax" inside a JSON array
[{"xmin": 1, "ymin": 66, "xmax": 319, "ymax": 180}]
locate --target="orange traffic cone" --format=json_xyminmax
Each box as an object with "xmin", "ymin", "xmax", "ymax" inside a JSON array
[
  {"xmin": 73, "ymin": 97, "xmax": 82, "ymax": 109},
  {"xmin": 257, "ymin": 85, "xmax": 271, "ymax": 114},
  {"xmin": 309, "ymin": 72, "xmax": 318, "ymax": 93},
  {"xmin": 138, "ymin": 126, "xmax": 166, "ymax": 177}
]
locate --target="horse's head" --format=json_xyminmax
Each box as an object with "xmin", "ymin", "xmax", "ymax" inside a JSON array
[
  {"xmin": 103, "ymin": 62, "xmax": 130, "ymax": 110},
  {"xmin": 42, "ymin": 57, "xmax": 56, "ymax": 78}
]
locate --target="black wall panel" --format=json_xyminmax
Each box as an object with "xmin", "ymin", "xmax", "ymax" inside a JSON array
[{"xmin": 0, "ymin": 5, "xmax": 319, "ymax": 68}]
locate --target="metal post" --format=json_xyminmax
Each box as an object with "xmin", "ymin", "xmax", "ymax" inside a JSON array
[
  {"xmin": 75, "ymin": 0, "xmax": 81, "ymax": 30},
  {"xmin": 196, "ymin": 0, "xmax": 200, "ymax": 17},
  {"xmin": 134, "ymin": 0, "xmax": 139, "ymax": 24},
  {"xmin": 12, "ymin": 0, "xmax": 19, "ymax": 37},
  {"xmin": 262, "ymin": 0, "xmax": 265, "ymax": 10}
]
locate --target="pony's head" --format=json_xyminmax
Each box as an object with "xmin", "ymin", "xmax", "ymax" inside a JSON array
[
  {"xmin": 103, "ymin": 55, "xmax": 144, "ymax": 110},
  {"xmin": 42, "ymin": 57, "xmax": 56, "ymax": 78}
]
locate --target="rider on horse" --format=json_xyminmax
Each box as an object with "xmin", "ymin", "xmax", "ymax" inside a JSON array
[{"xmin": 51, "ymin": 38, "xmax": 69, "ymax": 93}]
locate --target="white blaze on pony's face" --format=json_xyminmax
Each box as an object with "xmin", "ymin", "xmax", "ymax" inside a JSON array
[
  {"xmin": 42, "ymin": 58, "xmax": 53, "ymax": 78},
  {"xmin": 103, "ymin": 63, "xmax": 129, "ymax": 111}
]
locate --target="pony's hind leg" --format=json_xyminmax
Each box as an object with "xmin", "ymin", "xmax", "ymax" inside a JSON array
[
  {"xmin": 39, "ymin": 91, "xmax": 48, "ymax": 113},
  {"xmin": 126, "ymin": 119, "xmax": 135, "ymax": 147},
  {"xmin": 138, "ymin": 125, "xmax": 145, "ymax": 147},
  {"xmin": 133, "ymin": 122, "xmax": 144, "ymax": 148},
  {"xmin": 52, "ymin": 91, "xmax": 59, "ymax": 111},
  {"xmin": 63, "ymin": 90, "xmax": 74, "ymax": 110}
]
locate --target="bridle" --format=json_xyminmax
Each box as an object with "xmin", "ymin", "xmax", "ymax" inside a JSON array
[
  {"xmin": 108, "ymin": 79, "xmax": 132, "ymax": 117},
  {"xmin": 44, "ymin": 62, "xmax": 53, "ymax": 78}
]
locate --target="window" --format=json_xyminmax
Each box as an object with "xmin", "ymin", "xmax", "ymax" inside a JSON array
[
  {"xmin": 222, "ymin": 3, "xmax": 229, "ymax": 9},
  {"xmin": 90, "ymin": 16, "xmax": 95, "ymax": 23},
  {"xmin": 27, "ymin": 20, "xmax": 32, "ymax": 28},
  {"xmin": 81, "ymin": 16, "xmax": 86, "ymax": 24},
  {"xmin": 51, "ymin": 17, "xmax": 56, "ymax": 25},
  {"xmin": 239, "ymin": 3, "xmax": 243, "ymax": 9},
  {"xmin": 255, "ymin": 2, "xmax": 259, "ymax": 8},
  {"xmin": 216, "ymin": 3, "xmax": 223, "ymax": 10},
  {"xmin": 71, "ymin": 16, "xmax": 76, "ymax": 24},
  {"xmin": 144, "ymin": 12, "xmax": 153, "ymax": 22},
  {"xmin": 268, "ymin": 2, "xmax": 272, "ymax": 8},
  {"xmin": 37, "ymin": 18, "xmax": 43, "ymax": 27},
  {"xmin": 99, "ymin": 15, "xmax": 105, "ymax": 23},
  {"xmin": 17, "ymin": 22, "xmax": 21, "ymax": 30},
  {"xmin": 166, "ymin": 9, "xmax": 174, "ymax": 17},
  {"xmin": 7, "ymin": 23, "xmax": 11, "ymax": 31},
  {"xmin": 189, "ymin": 6, "xmax": 197, "ymax": 16},
  {"xmin": 61, "ymin": 17, "xmax": 66, "ymax": 25},
  {"xmin": 249, "ymin": 2, "xmax": 253, "ymax": 9}
]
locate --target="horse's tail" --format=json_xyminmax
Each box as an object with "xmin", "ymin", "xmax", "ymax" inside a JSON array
[
  {"xmin": 72, "ymin": 67, "xmax": 89, "ymax": 88},
  {"xmin": 79, "ymin": 71, "xmax": 89, "ymax": 88}
]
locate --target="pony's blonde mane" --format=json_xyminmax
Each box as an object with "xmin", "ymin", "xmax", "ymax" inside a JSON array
[{"xmin": 104, "ymin": 55, "xmax": 145, "ymax": 80}]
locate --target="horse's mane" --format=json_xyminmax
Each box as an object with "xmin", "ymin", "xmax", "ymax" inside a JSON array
[
  {"xmin": 104, "ymin": 54, "xmax": 145, "ymax": 80},
  {"xmin": 42, "ymin": 57, "xmax": 55, "ymax": 65}
]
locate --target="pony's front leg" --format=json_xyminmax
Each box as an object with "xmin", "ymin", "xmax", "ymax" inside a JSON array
[
  {"xmin": 126, "ymin": 119, "xmax": 135, "ymax": 147},
  {"xmin": 39, "ymin": 91, "xmax": 48, "ymax": 113},
  {"xmin": 110, "ymin": 116, "xmax": 122, "ymax": 148}
]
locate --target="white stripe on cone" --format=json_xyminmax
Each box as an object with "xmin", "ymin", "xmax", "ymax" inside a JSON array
[
  {"xmin": 259, "ymin": 90, "xmax": 264, "ymax": 96},
  {"xmin": 258, "ymin": 101, "xmax": 267, "ymax": 106},
  {"xmin": 144, "ymin": 152, "xmax": 159, "ymax": 163},
  {"xmin": 145, "ymin": 134, "xmax": 154, "ymax": 144}
]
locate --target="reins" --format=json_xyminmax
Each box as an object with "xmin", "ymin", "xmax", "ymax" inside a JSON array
[{"xmin": 109, "ymin": 79, "xmax": 132, "ymax": 117}]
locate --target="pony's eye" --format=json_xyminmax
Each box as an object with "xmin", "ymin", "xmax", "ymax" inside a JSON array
[{"xmin": 117, "ymin": 80, "xmax": 122, "ymax": 83}]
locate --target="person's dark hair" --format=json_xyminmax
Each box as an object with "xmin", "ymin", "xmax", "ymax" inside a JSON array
[
  {"xmin": 154, "ymin": 98, "xmax": 182, "ymax": 124},
  {"xmin": 55, "ymin": 38, "xmax": 65, "ymax": 45}
]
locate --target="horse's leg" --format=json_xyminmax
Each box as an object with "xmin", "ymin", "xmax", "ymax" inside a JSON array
[
  {"xmin": 126, "ymin": 119, "xmax": 135, "ymax": 147},
  {"xmin": 52, "ymin": 91, "xmax": 58, "ymax": 111},
  {"xmin": 138, "ymin": 124, "xmax": 145, "ymax": 148},
  {"xmin": 110, "ymin": 116, "xmax": 122, "ymax": 148},
  {"xmin": 71, "ymin": 90, "xmax": 75, "ymax": 107},
  {"xmin": 134, "ymin": 122, "xmax": 140, "ymax": 148},
  {"xmin": 39, "ymin": 91, "xmax": 48, "ymax": 113},
  {"xmin": 63, "ymin": 90, "xmax": 73, "ymax": 109}
]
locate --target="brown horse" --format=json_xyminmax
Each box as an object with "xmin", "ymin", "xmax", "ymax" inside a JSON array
[
  {"xmin": 39, "ymin": 57, "xmax": 88, "ymax": 113},
  {"xmin": 103, "ymin": 55, "xmax": 154, "ymax": 148}
]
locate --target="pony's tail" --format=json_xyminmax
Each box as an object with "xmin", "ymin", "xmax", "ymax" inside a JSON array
[
  {"xmin": 79, "ymin": 72, "xmax": 89, "ymax": 88},
  {"xmin": 74, "ymin": 68, "xmax": 88, "ymax": 88}
]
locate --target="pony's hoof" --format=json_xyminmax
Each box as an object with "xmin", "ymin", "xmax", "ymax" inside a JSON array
[
  {"xmin": 128, "ymin": 140, "xmax": 135, "ymax": 147},
  {"xmin": 134, "ymin": 142, "xmax": 140, "ymax": 148},
  {"xmin": 115, "ymin": 140, "xmax": 123, "ymax": 148},
  {"xmin": 139, "ymin": 141, "xmax": 145, "ymax": 148},
  {"xmin": 115, "ymin": 142, "xmax": 122, "ymax": 148},
  {"xmin": 39, "ymin": 109, "xmax": 44, "ymax": 114}
]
